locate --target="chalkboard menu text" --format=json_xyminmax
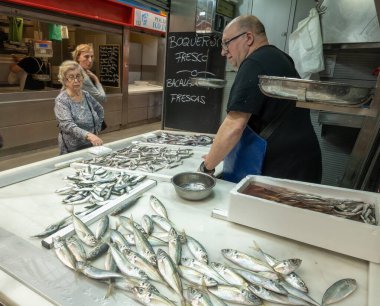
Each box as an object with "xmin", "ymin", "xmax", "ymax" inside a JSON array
[
  {"xmin": 163, "ymin": 32, "xmax": 225, "ymax": 133},
  {"xmin": 99, "ymin": 44, "xmax": 120, "ymax": 88}
]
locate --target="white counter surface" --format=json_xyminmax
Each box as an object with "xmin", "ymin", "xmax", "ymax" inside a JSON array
[{"xmin": 0, "ymin": 131, "xmax": 377, "ymax": 306}]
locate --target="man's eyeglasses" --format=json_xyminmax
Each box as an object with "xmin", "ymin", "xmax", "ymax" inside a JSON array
[
  {"xmin": 66, "ymin": 74, "xmax": 83, "ymax": 82},
  {"xmin": 221, "ymin": 32, "xmax": 247, "ymax": 51}
]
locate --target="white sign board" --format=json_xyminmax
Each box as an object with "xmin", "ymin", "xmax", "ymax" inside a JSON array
[{"xmin": 134, "ymin": 8, "xmax": 167, "ymax": 33}]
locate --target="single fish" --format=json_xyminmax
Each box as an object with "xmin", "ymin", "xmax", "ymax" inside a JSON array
[
  {"xmin": 86, "ymin": 242, "xmax": 109, "ymax": 261},
  {"xmin": 210, "ymin": 262, "xmax": 247, "ymax": 287},
  {"xmin": 53, "ymin": 236, "xmax": 76, "ymax": 270},
  {"xmin": 132, "ymin": 286, "xmax": 176, "ymax": 306},
  {"xmin": 273, "ymin": 258, "xmax": 302, "ymax": 275},
  {"xmin": 76, "ymin": 261, "xmax": 124, "ymax": 280},
  {"xmin": 279, "ymin": 280, "xmax": 320, "ymax": 306},
  {"xmin": 108, "ymin": 243, "xmax": 148, "ymax": 279},
  {"xmin": 66, "ymin": 236, "xmax": 87, "ymax": 262},
  {"xmin": 150, "ymin": 195, "xmax": 169, "ymax": 219},
  {"xmin": 168, "ymin": 227, "xmax": 182, "ymax": 265},
  {"xmin": 157, "ymin": 248, "xmax": 183, "ymax": 298},
  {"xmin": 187, "ymin": 235, "xmax": 209, "ymax": 264},
  {"xmin": 234, "ymin": 268, "xmax": 287, "ymax": 295},
  {"xmin": 208, "ymin": 285, "xmax": 262, "ymax": 305},
  {"xmin": 184, "ymin": 287, "xmax": 213, "ymax": 306},
  {"xmin": 181, "ymin": 257, "xmax": 228, "ymax": 285},
  {"xmin": 122, "ymin": 248, "xmax": 164, "ymax": 283},
  {"xmin": 222, "ymin": 249, "xmax": 272, "ymax": 272},
  {"xmin": 71, "ymin": 210, "xmax": 97, "ymax": 247},
  {"xmin": 248, "ymin": 284, "xmax": 307, "ymax": 305},
  {"xmin": 95, "ymin": 215, "xmax": 109, "ymax": 240},
  {"xmin": 322, "ymin": 278, "xmax": 357, "ymax": 306},
  {"xmin": 141, "ymin": 214, "xmax": 154, "ymax": 235},
  {"xmin": 178, "ymin": 265, "xmax": 218, "ymax": 287}
]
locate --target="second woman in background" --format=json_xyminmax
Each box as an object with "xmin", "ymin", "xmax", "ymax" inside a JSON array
[{"xmin": 72, "ymin": 43, "xmax": 106, "ymax": 104}]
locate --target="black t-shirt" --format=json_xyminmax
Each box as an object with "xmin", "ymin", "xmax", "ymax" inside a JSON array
[
  {"xmin": 17, "ymin": 57, "xmax": 46, "ymax": 90},
  {"xmin": 227, "ymin": 45, "xmax": 322, "ymax": 183}
]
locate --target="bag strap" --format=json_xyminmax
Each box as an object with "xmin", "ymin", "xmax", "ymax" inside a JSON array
[
  {"xmin": 259, "ymin": 103, "xmax": 293, "ymax": 140},
  {"xmin": 83, "ymin": 93, "xmax": 97, "ymax": 134}
]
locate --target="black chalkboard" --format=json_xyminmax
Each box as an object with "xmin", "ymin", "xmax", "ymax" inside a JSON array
[
  {"xmin": 163, "ymin": 32, "xmax": 226, "ymax": 133},
  {"xmin": 99, "ymin": 44, "xmax": 120, "ymax": 87}
]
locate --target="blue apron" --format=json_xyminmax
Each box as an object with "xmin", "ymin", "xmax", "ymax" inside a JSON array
[{"xmin": 223, "ymin": 126, "xmax": 267, "ymax": 183}]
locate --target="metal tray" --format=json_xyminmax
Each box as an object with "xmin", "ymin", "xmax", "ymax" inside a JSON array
[
  {"xmin": 190, "ymin": 77, "xmax": 226, "ymax": 88},
  {"xmin": 258, "ymin": 75, "xmax": 373, "ymax": 106}
]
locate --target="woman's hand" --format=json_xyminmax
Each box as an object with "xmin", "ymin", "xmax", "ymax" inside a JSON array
[
  {"xmin": 86, "ymin": 133, "xmax": 103, "ymax": 146},
  {"xmin": 86, "ymin": 70, "xmax": 100, "ymax": 84}
]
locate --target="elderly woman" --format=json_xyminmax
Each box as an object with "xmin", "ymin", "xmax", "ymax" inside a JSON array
[
  {"xmin": 72, "ymin": 44, "xmax": 106, "ymax": 104},
  {"xmin": 54, "ymin": 60, "xmax": 104, "ymax": 154}
]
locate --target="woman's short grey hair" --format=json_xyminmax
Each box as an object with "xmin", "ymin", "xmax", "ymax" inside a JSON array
[{"xmin": 58, "ymin": 60, "xmax": 84, "ymax": 89}]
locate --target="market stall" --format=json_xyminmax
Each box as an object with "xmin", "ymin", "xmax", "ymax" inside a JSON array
[{"xmin": 0, "ymin": 130, "xmax": 378, "ymax": 305}]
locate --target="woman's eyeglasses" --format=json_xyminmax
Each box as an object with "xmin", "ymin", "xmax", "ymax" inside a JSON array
[
  {"xmin": 221, "ymin": 32, "xmax": 247, "ymax": 50},
  {"xmin": 66, "ymin": 74, "xmax": 83, "ymax": 82}
]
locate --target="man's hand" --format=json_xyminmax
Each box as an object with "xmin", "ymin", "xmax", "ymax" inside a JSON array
[{"xmin": 86, "ymin": 133, "xmax": 103, "ymax": 146}]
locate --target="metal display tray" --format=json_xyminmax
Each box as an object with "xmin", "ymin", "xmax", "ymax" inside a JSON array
[{"xmin": 258, "ymin": 75, "xmax": 373, "ymax": 106}]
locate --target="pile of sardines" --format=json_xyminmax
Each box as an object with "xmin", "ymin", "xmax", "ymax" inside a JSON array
[
  {"xmin": 83, "ymin": 144, "xmax": 193, "ymax": 172},
  {"xmin": 242, "ymin": 182, "xmax": 377, "ymax": 225},
  {"xmin": 35, "ymin": 170, "xmax": 357, "ymax": 305},
  {"xmin": 145, "ymin": 132, "xmax": 213, "ymax": 146}
]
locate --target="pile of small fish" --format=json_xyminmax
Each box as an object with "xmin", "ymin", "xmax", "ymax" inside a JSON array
[
  {"xmin": 82, "ymin": 144, "xmax": 193, "ymax": 172},
  {"xmin": 48, "ymin": 192, "xmax": 358, "ymax": 305},
  {"xmin": 32, "ymin": 167, "xmax": 146, "ymax": 239},
  {"xmin": 145, "ymin": 132, "xmax": 214, "ymax": 146},
  {"xmin": 243, "ymin": 182, "xmax": 378, "ymax": 225}
]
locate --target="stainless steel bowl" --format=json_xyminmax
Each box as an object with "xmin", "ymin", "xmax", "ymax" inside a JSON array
[{"xmin": 171, "ymin": 172, "xmax": 216, "ymax": 201}]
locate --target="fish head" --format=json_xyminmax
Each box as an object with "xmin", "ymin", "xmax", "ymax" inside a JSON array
[
  {"xmin": 86, "ymin": 234, "xmax": 98, "ymax": 247},
  {"xmin": 221, "ymin": 248, "xmax": 236, "ymax": 258}
]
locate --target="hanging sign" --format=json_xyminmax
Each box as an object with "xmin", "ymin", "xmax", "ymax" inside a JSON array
[{"xmin": 134, "ymin": 8, "xmax": 167, "ymax": 33}]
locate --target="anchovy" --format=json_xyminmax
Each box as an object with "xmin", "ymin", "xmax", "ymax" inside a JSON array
[
  {"xmin": 208, "ymin": 285, "xmax": 262, "ymax": 305},
  {"xmin": 124, "ymin": 233, "xmax": 167, "ymax": 247},
  {"xmin": 119, "ymin": 216, "xmax": 147, "ymax": 236},
  {"xmin": 178, "ymin": 265, "xmax": 218, "ymax": 287},
  {"xmin": 322, "ymin": 278, "xmax": 357, "ymax": 306}
]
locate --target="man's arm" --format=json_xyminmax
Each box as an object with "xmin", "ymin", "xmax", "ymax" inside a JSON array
[
  {"xmin": 9, "ymin": 62, "xmax": 23, "ymax": 73},
  {"xmin": 203, "ymin": 111, "xmax": 251, "ymax": 170}
]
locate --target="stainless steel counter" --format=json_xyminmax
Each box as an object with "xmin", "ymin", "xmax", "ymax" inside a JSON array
[{"xmin": 0, "ymin": 130, "xmax": 377, "ymax": 305}]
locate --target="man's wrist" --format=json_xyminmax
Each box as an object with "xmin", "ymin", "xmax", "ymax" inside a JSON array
[{"xmin": 200, "ymin": 161, "xmax": 215, "ymax": 175}]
